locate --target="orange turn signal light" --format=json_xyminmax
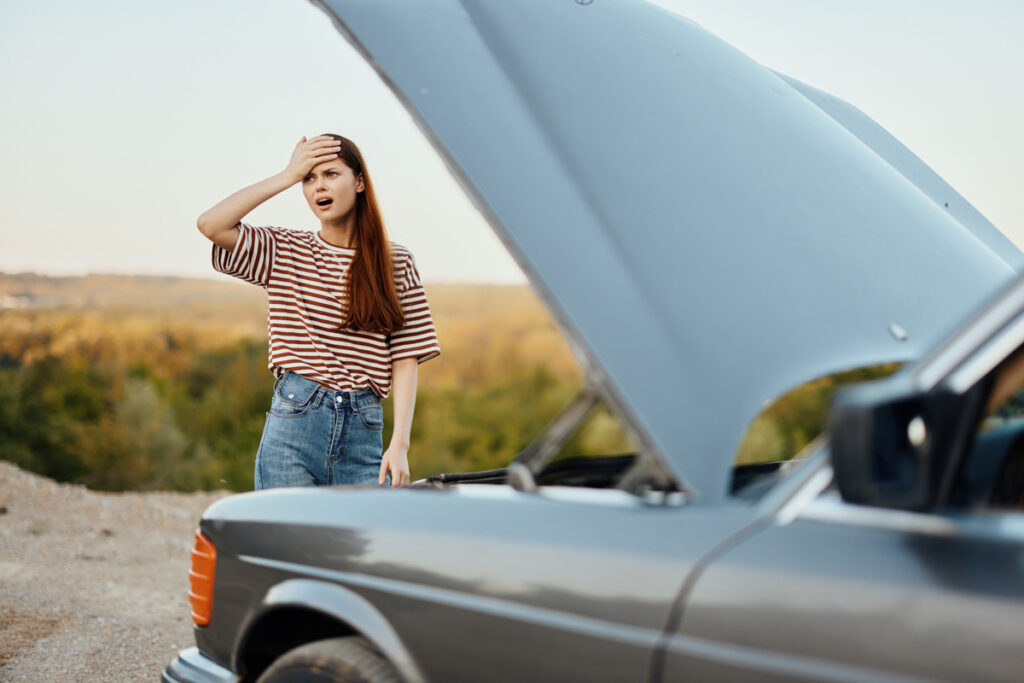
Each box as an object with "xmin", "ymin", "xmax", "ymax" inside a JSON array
[{"xmin": 188, "ymin": 529, "xmax": 216, "ymax": 626}]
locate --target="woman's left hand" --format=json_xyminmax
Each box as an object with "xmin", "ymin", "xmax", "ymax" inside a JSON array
[{"xmin": 379, "ymin": 444, "xmax": 410, "ymax": 487}]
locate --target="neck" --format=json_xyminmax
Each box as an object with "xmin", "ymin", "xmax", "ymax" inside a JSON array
[{"xmin": 318, "ymin": 214, "xmax": 357, "ymax": 249}]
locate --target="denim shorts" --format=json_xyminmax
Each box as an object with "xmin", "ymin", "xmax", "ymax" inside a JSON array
[{"xmin": 254, "ymin": 370, "xmax": 388, "ymax": 489}]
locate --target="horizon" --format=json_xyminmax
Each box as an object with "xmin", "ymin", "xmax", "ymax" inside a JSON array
[
  {"xmin": 0, "ymin": 269, "xmax": 532, "ymax": 288},
  {"xmin": 2, "ymin": 270, "xmax": 536, "ymax": 290}
]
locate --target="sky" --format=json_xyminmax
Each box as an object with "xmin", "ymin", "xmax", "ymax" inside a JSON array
[{"xmin": 1, "ymin": 0, "xmax": 1021, "ymax": 284}]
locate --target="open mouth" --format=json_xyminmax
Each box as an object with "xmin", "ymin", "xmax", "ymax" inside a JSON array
[{"xmin": 316, "ymin": 198, "xmax": 334, "ymax": 209}]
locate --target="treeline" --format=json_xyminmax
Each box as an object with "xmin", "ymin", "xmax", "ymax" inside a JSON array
[
  {"xmin": 0, "ymin": 284, "xmax": 598, "ymax": 491},
  {"xmin": 0, "ymin": 337, "xmax": 588, "ymax": 491},
  {"xmin": 0, "ymin": 276, "xmax": 895, "ymax": 492}
]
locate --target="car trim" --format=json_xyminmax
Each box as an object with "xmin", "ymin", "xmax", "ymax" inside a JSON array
[
  {"xmin": 914, "ymin": 276, "xmax": 1024, "ymax": 391},
  {"xmin": 800, "ymin": 493, "xmax": 1024, "ymax": 541},
  {"xmin": 444, "ymin": 481, "xmax": 686, "ymax": 507},
  {"xmin": 771, "ymin": 463, "xmax": 835, "ymax": 526},
  {"xmin": 240, "ymin": 556, "xmax": 665, "ymax": 649},
  {"xmin": 752, "ymin": 441, "xmax": 833, "ymax": 524},
  {"xmin": 947, "ymin": 311, "xmax": 1024, "ymax": 393},
  {"xmin": 662, "ymin": 632, "xmax": 929, "ymax": 683},
  {"xmin": 243, "ymin": 578, "xmax": 427, "ymax": 683},
  {"xmin": 162, "ymin": 647, "xmax": 238, "ymax": 683}
]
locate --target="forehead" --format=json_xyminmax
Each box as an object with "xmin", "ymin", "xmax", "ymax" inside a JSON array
[{"xmin": 308, "ymin": 158, "xmax": 352, "ymax": 175}]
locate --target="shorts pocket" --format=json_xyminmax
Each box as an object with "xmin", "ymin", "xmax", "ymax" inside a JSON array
[
  {"xmin": 270, "ymin": 372, "xmax": 320, "ymax": 418},
  {"xmin": 356, "ymin": 400, "xmax": 384, "ymax": 430}
]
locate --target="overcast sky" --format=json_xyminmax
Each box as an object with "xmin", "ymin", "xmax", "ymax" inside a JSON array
[{"xmin": 1, "ymin": 0, "xmax": 1021, "ymax": 283}]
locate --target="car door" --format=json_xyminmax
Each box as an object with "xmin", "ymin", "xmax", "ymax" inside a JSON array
[{"xmin": 661, "ymin": 477, "xmax": 1024, "ymax": 682}]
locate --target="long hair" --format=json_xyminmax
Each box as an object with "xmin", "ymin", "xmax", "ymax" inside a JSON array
[{"xmin": 326, "ymin": 134, "xmax": 405, "ymax": 334}]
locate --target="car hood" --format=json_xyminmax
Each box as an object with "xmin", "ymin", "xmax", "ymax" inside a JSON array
[{"xmin": 313, "ymin": 0, "xmax": 1020, "ymax": 501}]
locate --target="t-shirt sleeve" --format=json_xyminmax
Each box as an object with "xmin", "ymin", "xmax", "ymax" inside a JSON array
[
  {"xmin": 388, "ymin": 253, "xmax": 441, "ymax": 364},
  {"xmin": 211, "ymin": 222, "xmax": 278, "ymax": 288}
]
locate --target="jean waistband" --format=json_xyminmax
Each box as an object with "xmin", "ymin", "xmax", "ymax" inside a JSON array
[{"xmin": 276, "ymin": 369, "xmax": 378, "ymax": 404}]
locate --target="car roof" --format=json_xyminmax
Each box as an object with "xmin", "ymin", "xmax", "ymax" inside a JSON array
[{"xmin": 314, "ymin": 0, "xmax": 1019, "ymax": 501}]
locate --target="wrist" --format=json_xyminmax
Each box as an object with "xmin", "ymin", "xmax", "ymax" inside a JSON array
[
  {"xmin": 277, "ymin": 168, "xmax": 303, "ymax": 187},
  {"xmin": 388, "ymin": 438, "xmax": 410, "ymax": 452}
]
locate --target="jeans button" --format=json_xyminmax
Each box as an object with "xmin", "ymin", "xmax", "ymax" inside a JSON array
[{"xmin": 336, "ymin": 396, "xmax": 343, "ymax": 402}]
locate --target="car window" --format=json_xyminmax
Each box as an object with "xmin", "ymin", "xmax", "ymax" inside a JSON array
[
  {"xmin": 731, "ymin": 363, "xmax": 902, "ymax": 499},
  {"xmin": 961, "ymin": 345, "xmax": 1024, "ymax": 511}
]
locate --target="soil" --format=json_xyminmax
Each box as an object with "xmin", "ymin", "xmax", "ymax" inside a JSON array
[{"xmin": 0, "ymin": 461, "xmax": 230, "ymax": 681}]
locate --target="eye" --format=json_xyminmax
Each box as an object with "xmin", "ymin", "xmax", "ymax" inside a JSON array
[
  {"xmin": 302, "ymin": 176, "xmax": 312, "ymax": 183},
  {"xmin": 327, "ymin": 171, "xmax": 338, "ymax": 177}
]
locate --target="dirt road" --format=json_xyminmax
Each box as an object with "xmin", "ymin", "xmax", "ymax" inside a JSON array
[{"xmin": 0, "ymin": 462, "xmax": 229, "ymax": 681}]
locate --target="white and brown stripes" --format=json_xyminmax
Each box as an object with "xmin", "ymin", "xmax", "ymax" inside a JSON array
[{"xmin": 212, "ymin": 224, "xmax": 440, "ymax": 397}]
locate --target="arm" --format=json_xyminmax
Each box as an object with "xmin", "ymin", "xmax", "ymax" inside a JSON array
[
  {"xmin": 196, "ymin": 135, "xmax": 341, "ymax": 251},
  {"xmin": 379, "ymin": 357, "xmax": 418, "ymax": 487}
]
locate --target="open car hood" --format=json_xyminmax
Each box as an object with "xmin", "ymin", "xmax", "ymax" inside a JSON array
[{"xmin": 313, "ymin": 0, "xmax": 1020, "ymax": 502}]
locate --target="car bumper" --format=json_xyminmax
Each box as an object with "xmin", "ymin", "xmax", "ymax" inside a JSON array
[{"xmin": 162, "ymin": 647, "xmax": 238, "ymax": 683}]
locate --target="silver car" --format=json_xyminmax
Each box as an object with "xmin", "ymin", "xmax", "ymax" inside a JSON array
[{"xmin": 164, "ymin": 1, "xmax": 1024, "ymax": 681}]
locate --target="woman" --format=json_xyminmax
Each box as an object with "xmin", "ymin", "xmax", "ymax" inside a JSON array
[{"xmin": 197, "ymin": 134, "xmax": 440, "ymax": 489}]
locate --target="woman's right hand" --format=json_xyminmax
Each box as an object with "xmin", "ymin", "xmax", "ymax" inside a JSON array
[
  {"xmin": 197, "ymin": 135, "xmax": 341, "ymax": 247},
  {"xmin": 283, "ymin": 135, "xmax": 343, "ymax": 184}
]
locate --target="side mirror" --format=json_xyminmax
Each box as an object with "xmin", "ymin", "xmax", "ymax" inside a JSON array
[{"xmin": 829, "ymin": 378, "xmax": 962, "ymax": 512}]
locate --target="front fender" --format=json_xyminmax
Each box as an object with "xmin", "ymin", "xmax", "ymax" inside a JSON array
[{"xmin": 237, "ymin": 578, "xmax": 426, "ymax": 683}]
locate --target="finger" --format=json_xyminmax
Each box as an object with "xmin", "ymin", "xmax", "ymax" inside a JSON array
[
  {"xmin": 298, "ymin": 138, "xmax": 334, "ymax": 152},
  {"xmin": 311, "ymin": 152, "xmax": 340, "ymax": 162},
  {"xmin": 378, "ymin": 461, "xmax": 387, "ymax": 485},
  {"xmin": 305, "ymin": 147, "xmax": 341, "ymax": 159}
]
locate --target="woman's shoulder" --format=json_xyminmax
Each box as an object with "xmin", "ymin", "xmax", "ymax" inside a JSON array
[{"xmin": 389, "ymin": 241, "xmax": 416, "ymax": 264}]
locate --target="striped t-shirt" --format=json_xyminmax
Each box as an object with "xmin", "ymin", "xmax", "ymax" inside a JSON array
[{"xmin": 212, "ymin": 223, "xmax": 440, "ymax": 397}]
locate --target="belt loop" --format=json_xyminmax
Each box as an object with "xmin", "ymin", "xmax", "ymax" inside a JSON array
[
  {"xmin": 348, "ymin": 390, "xmax": 359, "ymax": 412},
  {"xmin": 312, "ymin": 388, "xmax": 325, "ymax": 410}
]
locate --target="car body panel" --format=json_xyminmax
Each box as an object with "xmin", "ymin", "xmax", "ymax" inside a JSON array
[
  {"xmin": 312, "ymin": 0, "xmax": 1017, "ymax": 501},
  {"xmin": 670, "ymin": 491, "xmax": 1024, "ymax": 681},
  {"xmin": 197, "ymin": 485, "xmax": 756, "ymax": 681},
  {"xmin": 773, "ymin": 71, "xmax": 1024, "ymax": 273}
]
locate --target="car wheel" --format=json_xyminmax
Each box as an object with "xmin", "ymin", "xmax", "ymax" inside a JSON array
[{"xmin": 256, "ymin": 636, "xmax": 403, "ymax": 683}]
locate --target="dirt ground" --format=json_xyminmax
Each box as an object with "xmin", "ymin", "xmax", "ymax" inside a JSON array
[{"xmin": 0, "ymin": 461, "xmax": 229, "ymax": 681}]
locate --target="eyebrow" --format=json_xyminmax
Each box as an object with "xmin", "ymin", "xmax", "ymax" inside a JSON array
[{"xmin": 306, "ymin": 166, "xmax": 342, "ymax": 177}]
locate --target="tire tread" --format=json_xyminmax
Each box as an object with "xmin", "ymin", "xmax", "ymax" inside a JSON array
[{"xmin": 256, "ymin": 636, "xmax": 403, "ymax": 683}]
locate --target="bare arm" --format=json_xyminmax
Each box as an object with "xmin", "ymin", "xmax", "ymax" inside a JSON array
[
  {"xmin": 379, "ymin": 357, "xmax": 419, "ymax": 487},
  {"xmin": 196, "ymin": 135, "xmax": 341, "ymax": 251}
]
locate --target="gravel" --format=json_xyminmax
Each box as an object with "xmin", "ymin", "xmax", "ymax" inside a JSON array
[{"xmin": 0, "ymin": 461, "xmax": 230, "ymax": 681}]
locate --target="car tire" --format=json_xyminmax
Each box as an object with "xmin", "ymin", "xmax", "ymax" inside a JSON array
[{"xmin": 256, "ymin": 636, "xmax": 403, "ymax": 683}]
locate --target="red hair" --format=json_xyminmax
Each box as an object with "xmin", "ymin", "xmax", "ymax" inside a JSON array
[{"xmin": 326, "ymin": 134, "xmax": 405, "ymax": 334}]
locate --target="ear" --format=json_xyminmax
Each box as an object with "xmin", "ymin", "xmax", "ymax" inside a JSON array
[{"xmin": 357, "ymin": 174, "xmax": 365, "ymax": 193}]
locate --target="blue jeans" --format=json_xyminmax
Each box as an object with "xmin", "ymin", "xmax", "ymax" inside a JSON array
[{"xmin": 254, "ymin": 370, "xmax": 388, "ymax": 489}]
